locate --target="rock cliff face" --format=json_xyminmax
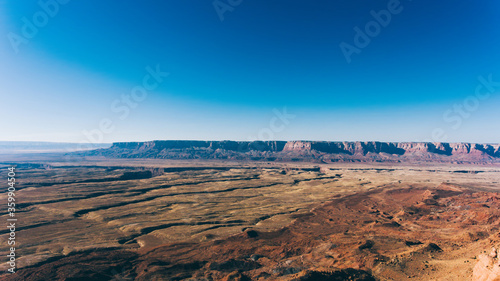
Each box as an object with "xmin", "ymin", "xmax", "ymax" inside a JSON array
[
  {"xmin": 473, "ymin": 246, "xmax": 500, "ymax": 281},
  {"xmin": 85, "ymin": 140, "xmax": 500, "ymax": 163},
  {"xmin": 112, "ymin": 140, "xmax": 287, "ymax": 152}
]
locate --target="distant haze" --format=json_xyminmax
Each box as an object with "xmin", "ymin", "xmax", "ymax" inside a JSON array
[{"xmin": 0, "ymin": 141, "xmax": 111, "ymax": 154}]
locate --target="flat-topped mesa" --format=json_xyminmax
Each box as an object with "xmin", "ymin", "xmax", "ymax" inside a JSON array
[
  {"xmin": 210, "ymin": 140, "xmax": 287, "ymax": 152},
  {"xmin": 111, "ymin": 141, "xmax": 211, "ymax": 150},
  {"xmin": 111, "ymin": 140, "xmax": 287, "ymax": 152},
  {"xmin": 284, "ymin": 141, "xmax": 454, "ymax": 156},
  {"xmin": 96, "ymin": 141, "xmax": 500, "ymax": 162},
  {"xmin": 283, "ymin": 141, "xmax": 403, "ymax": 155},
  {"xmin": 283, "ymin": 141, "xmax": 312, "ymax": 151},
  {"xmin": 396, "ymin": 142, "xmax": 451, "ymax": 155}
]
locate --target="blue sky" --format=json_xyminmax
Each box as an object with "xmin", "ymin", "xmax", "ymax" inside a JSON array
[{"xmin": 1, "ymin": 0, "xmax": 499, "ymax": 143}]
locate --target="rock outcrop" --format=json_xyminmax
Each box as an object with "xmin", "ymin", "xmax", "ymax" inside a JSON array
[
  {"xmin": 473, "ymin": 246, "xmax": 500, "ymax": 281},
  {"xmin": 81, "ymin": 140, "xmax": 500, "ymax": 163}
]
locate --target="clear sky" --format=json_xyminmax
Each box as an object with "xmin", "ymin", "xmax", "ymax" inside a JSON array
[{"xmin": 1, "ymin": 0, "xmax": 499, "ymax": 143}]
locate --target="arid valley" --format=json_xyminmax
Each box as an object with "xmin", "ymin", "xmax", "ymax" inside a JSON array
[
  {"xmin": 4, "ymin": 1, "xmax": 500, "ymax": 279},
  {"xmin": 1, "ymin": 141, "xmax": 500, "ymax": 280}
]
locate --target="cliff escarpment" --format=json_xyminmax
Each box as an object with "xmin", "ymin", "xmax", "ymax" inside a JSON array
[{"xmin": 83, "ymin": 140, "xmax": 500, "ymax": 163}]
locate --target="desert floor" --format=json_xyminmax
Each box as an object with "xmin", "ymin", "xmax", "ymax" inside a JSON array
[{"xmin": 1, "ymin": 157, "xmax": 499, "ymax": 280}]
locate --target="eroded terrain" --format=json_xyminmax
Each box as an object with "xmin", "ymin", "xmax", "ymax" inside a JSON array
[{"xmin": 0, "ymin": 159, "xmax": 499, "ymax": 280}]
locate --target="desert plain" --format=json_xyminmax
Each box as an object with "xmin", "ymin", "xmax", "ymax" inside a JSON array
[{"xmin": 1, "ymin": 152, "xmax": 500, "ymax": 280}]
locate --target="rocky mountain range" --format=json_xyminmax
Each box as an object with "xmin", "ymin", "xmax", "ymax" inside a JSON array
[{"xmin": 82, "ymin": 140, "xmax": 500, "ymax": 164}]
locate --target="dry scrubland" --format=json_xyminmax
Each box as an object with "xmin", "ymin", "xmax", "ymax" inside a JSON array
[{"xmin": 0, "ymin": 159, "xmax": 499, "ymax": 280}]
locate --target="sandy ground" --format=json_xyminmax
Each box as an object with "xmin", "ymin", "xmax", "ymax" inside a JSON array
[{"xmin": 0, "ymin": 158, "xmax": 499, "ymax": 280}]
